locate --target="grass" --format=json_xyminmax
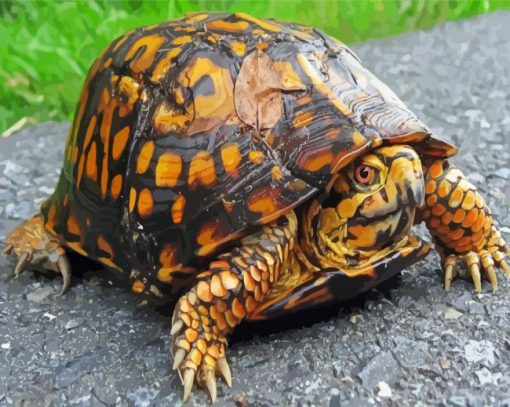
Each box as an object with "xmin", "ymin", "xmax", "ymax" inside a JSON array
[{"xmin": 1, "ymin": 0, "xmax": 509, "ymax": 135}]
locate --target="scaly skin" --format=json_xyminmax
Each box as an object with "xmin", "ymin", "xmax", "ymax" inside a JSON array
[
  {"xmin": 170, "ymin": 211, "xmax": 297, "ymax": 402},
  {"xmin": 3, "ymin": 214, "xmax": 71, "ymax": 295},
  {"xmin": 419, "ymin": 160, "xmax": 510, "ymax": 291}
]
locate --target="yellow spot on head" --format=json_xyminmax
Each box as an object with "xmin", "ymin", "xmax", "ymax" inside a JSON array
[{"xmin": 337, "ymin": 198, "xmax": 358, "ymax": 219}]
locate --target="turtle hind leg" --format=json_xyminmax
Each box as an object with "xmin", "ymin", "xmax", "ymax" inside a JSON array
[{"xmin": 3, "ymin": 214, "xmax": 71, "ymax": 295}]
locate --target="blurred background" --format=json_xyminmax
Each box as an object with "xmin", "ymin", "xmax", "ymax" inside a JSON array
[{"xmin": 1, "ymin": 0, "xmax": 509, "ymax": 136}]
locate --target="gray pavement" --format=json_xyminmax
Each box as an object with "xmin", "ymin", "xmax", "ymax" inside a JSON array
[{"xmin": 1, "ymin": 11, "xmax": 510, "ymax": 407}]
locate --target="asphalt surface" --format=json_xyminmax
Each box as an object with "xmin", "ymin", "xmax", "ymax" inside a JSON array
[{"xmin": 1, "ymin": 11, "xmax": 510, "ymax": 407}]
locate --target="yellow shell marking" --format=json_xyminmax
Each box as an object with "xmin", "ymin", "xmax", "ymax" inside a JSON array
[
  {"xmin": 206, "ymin": 19, "xmax": 249, "ymax": 32},
  {"xmin": 110, "ymin": 174, "xmax": 123, "ymax": 200},
  {"xmin": 221, "ymin": 144, "xmax": 242, "ymax": 177},
  {"xmin": 155, "ymin": 151, "xmax": 182, "ymax": 187},
  {"xmin": 178, "ymin": 58, "xmax": 236, "ymax": 128},
  {"xmin": 136, "ymin": 141, "xmax": 155, "ymax": 174},
  {"xmin": 230, "ymin": 41, "xmax": 247, "ymax": 56},
  {"xmin": 188, "ymin": 151, "xmax": 216, "ymax": 189},
  {"xmin": 172, "ymin": 35, "xmax": 192, "ymax": 45},
  {"xmin": 172, "ymin": 193, "xmax": 186, "ymax": 224},
  {"xmin": 125, "ymin": 34, "xmax": 166, "ymax": 74},
  {"xmin": 112, "ymin": 126, "xmax": 130, "ymax": 160},
  {"xmin": 151, "ymin": 48, "xmax": 182, "ymax": 83},
  {"xmin": 86, "ymin": 142, "xmax": 98, "ymax": 181},
  {"xmin": 234, "ymin": 13, "xmax": 282, "ymax": 32},
  {"xmin": 117, "ymin": 76, "xmax": 140, "ymax": 117},
  {"xmin": 137, "ymin": 188, "xmax": 154, "ymax": 218},
  {"xmin": 153, "ymin": 101, "xmax": 192, "ymax": 135}
]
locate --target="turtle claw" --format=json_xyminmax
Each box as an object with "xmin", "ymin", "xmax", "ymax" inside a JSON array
[
  {"xmin": 498, "ymin": 256, "xmax": 510, "ymax": 277},
  {"xmin": 172, "ymin": 348, "xmax": 186, "ymax": 370},
  {"xmin": 2, "ymin": 244, "xmax": 13, "ymax": 256},
  {"xmin": 204, "ymin": 369, "xmax": 217, "ymax": 402},
  {"xmin": 14, "ymin": 252, "xmax": 31, "ymax": 277},
  {"xmin": 170, "ymin": 319, "xmax": 184, "ymax": 336},
  {"xmin": 4, "ymin": 215, "xmax": 72, "ymax": 295},
  {"xmin": 443, "ymin": 247, "xmax": 510, "ymax": 293},
  {"xmin": 469, "ymin": 262, "xmax": 482, "ymax": 293},
  {"xmin": 443, "ymin": 255, "xmax": 457, "ymax": 292},
  {"xmin": 182, "ymin": 368, "xmax": 195, "ymax": 402},
  {"xmin": 56, "ymin": 255, "xmax": 72, "ymax": 296},
  {"xmin": 217, "ymin": 356, "xmax": 232, "ymax": 388},
  {"xmin": 484, "ymin": 265, "xmax": 498, "ymax": 291}
]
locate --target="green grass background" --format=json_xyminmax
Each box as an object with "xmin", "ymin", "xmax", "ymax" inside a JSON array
[{"xmin": 1, "ymin": 0, "xmax": 509, "ymax": 134}]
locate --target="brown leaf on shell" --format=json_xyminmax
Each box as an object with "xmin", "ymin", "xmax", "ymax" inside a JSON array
[{"xmin": 234, "ymin": 50, "xmax": 283, "ymax": 132}]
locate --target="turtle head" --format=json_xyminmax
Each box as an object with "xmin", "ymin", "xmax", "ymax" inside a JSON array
[{"xmin": 308, "ymin": 145, "xmax": 425, "ymax": 267}]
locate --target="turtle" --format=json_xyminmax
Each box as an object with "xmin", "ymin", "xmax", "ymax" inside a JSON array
[{"xmin": 3, "ymin": 12, "xmax": 510, "ymax": 403}]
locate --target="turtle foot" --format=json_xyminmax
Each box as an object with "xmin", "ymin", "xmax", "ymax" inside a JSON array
[
  {"xmin": 3, "ymin": 214, "xmax": 71, "ymax": 295},
  {"xmin": 443, "ymin": 245, "xmax": 509, "ymax": 293},
  {"xmin": 170, "ymin": 295, "xmax": 233, "ymax": 403}
]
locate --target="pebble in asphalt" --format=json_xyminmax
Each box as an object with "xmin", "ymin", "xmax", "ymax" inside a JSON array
[{"xmin": 1, "ymin": 11, "xmax": 510, "ymax": 407}]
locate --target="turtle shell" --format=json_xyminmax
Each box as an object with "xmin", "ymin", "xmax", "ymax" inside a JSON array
[{"xmin": 42, "ymin": 12, "xmax": 456, "ymax": 294}]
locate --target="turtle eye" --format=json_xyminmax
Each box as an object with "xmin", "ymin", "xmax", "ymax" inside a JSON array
[{"xmin": 354, "ymin": 164, "xmax": 376, "ymax": 185}]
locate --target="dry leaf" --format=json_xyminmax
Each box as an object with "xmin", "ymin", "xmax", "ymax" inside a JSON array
[{"xmin": 234, "ymin": 50, "xmax": 282, "ymax": 132}]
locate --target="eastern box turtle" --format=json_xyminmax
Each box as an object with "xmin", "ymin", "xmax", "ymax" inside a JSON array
[{"xmin": 4, "ymin": 12, "xmax": 509, "ymax": 402}]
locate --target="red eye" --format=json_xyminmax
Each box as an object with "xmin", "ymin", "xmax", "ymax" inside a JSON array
[{"xmin": 354, "ymin": 165, "xmax": 375, "ymax": 185}]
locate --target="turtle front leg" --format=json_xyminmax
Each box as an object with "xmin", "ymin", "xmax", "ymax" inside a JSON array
[
  {"xmin": 170, "ymin": 212, "xmax": 297, "ymax": 402},
  {"xmin": 418, "ymin": 160, "xmax": 509, "ymax": 292},
  {"xmin": 3, "ymin": 214, "xmax": 71, "ymax": 295}
]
